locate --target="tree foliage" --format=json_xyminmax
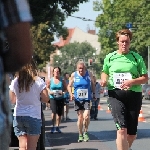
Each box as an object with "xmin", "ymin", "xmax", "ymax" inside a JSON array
[
  {"xmin": 94, "ymin": 0, "xmax": 150, "ymax": 67},
  {"xmin": 52, "ymin": 42, "xmax": 101, "ymax": 76},
  {"xmin": 29, "ymin": 0, "xmax": 88, "ymax": 69}
]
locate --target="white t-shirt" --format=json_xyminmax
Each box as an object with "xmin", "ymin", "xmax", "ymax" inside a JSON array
[{"xmin": 9, "ymin": 77, "xmax": 46, "ymax": 119}]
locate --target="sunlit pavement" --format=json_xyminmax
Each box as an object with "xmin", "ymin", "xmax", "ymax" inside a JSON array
[{"xmin": 9, "ymin": 97, "xmax": 150, "ymax": 150}]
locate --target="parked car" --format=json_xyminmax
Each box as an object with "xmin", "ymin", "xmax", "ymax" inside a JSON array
[
  {"xmin": 144, "ymin": 87, "xmax": 150, "ymax": 100},
  {"xmin": 142, "ymin": 84, "xmax": 150, "ymax": 98}
]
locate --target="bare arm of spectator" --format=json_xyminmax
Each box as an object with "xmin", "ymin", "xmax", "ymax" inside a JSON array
[
  {"xmin": 9, "ymin": 90, "xmax": 16, "ymax": 104},
  {"xmin": 40, "ymin": 87, "xmax": 49, "ymax": 103}
]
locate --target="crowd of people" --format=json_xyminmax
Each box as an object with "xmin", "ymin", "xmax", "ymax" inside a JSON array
[{"xmin": 0, "ymin": 1, "xmax": 148, "ymax": 150}]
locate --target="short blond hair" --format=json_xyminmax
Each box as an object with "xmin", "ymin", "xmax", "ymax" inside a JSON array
[
  {"xmin": 76, "ymin": 61, "xmax": 86, "ymax": 67},
  {"xmin": 116, "ymin": 29, "xmax": 132, "ymax": 41}
]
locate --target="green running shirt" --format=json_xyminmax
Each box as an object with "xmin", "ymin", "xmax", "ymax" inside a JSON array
[{"xmin": 102, "ymin": 51, "xmax": 147, "ymax": 92}]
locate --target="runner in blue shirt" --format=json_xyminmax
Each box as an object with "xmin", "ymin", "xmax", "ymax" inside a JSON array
[{"xmin": 68, "ymin": 61, "xmax": 95, "ymax": 142}]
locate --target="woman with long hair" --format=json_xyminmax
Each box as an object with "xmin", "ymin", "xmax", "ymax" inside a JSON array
[
  {"xmin": 9, "ymin": 60, "xmax": 49, "ymax": 150},
  {"xmin": 47, "ymin": 67, "xmax": 67, "ymax": 133}
]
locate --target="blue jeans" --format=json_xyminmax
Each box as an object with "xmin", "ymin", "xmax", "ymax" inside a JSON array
[
  {"xmin": 90, "ymin": 98, "xmax": 100, "ymax": 118},
  {"xmin": 13, "ymin": 116, "xmax": 42, "ymax": 137}
]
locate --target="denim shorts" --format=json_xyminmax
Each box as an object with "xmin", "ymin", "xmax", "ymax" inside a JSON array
[{"xmin": 13, "ymin": 116, "xmax": 42, "ymax": 137}]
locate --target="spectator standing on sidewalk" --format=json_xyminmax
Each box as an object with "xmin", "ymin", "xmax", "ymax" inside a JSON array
[
  {"xmin": 47, "ymin": 67, "xmax": 67, "ymax": 133},
  {"xmin": 68, "ymin": 61, "xmax": 95, "ymax": 142},
  {"xmin": 100, "ymin": 29, "xmax": 148, "ymax": 150},
  {"xmin": 62, "ymin": 72, "xmax": 71, "ymax": 120},
  {"xmin": 9, "ymin": 60, "xmax": 49, "ymax": 150},
  {"xmin": 90, "ymin": 76, "xmax": 101, "ymax": 120},
  {"xmin": 0, "ymin": 0, "xmax": 33, "ymax": 149}
]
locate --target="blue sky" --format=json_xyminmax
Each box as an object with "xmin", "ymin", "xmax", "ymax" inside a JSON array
[
  {"xmin": 64, "ymin": 0, "xmax": 100, "ymax": 32},
  {"xmin": 53, "ymin": 0, "xmax": 101, "ymax": 42}
]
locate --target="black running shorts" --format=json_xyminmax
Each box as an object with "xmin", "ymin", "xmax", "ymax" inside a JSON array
[
  {"xmin": 50, "ymin": 99, "xmax": 64, "ymax": 116},
  {"xmin": 74, "ymin": 100, "xmax": 90, "ymax": 111},
  {"xmin": 108, "ymin": 89, "xmax": 142, "ymax": 135}
]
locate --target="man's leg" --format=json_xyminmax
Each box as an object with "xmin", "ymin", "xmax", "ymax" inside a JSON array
[
  {"xmin": 116, "ymin": 128, "xmax": 129, "ymax": 150},
  {"xmin": 77, "ymin": 110, "xmax": 84, "ymax": 135},
  {"xmin": 77, "ymin": 110, "xmax": 84, "ymax": 142},
  {"xmin": 127, "ymin": 134, "xmax": 136, "ymax": 148},
  {"xmin": 83, "ymin": 110, "xmax": 90, "ymax": 132},
  {"xmin": 94, "ymin": 99, "xmax": 99, "ymax": 119},
  {"xmin": 83, "ymin": 109, "xmax": 90, "ymax": 142},
  {"xmin": 66, "ymin": 102, "xmax": 70, "ymax": 119}
]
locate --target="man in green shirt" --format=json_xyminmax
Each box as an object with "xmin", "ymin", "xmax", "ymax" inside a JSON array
[{"xmin": 100, "ymin": 29, "xmax": 148, "ymax": 150}]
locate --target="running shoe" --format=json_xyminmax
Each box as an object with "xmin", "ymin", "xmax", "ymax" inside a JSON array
[
  {"xmin": 50, "ymin": 127, "xmax": 55, "ymax": 133},
  {"xmin": 78, "ymin": 134, "xmax": 83, "ymax": 142},
  {"xmin": 56, "ymin": 127, "xmax": 62, "ymax": 133},
  {"xmin": 83, "ymin": 132, "xmax": 89, "ymax": 142}
]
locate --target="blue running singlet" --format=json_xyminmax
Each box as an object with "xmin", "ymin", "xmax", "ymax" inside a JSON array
[
  {"xmin": 49, "ymin": 77, "xmax": 64, "ymax": 100},
  {"xmin": 74, "ymin": 71, "xmax": 92, "ymax": 101}
]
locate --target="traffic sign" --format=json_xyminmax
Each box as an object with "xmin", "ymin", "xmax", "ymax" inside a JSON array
[{"xmin": 126, "ymin": 22, "xmax": 132, "ymax": 28}]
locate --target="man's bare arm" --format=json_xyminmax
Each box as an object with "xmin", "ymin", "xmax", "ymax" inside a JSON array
[{"xmin": 100, "ymin": 72, "xmax": 108, "ymax": 87}]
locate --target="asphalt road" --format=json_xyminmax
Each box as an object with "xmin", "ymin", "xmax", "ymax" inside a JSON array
[{"xmin": 9, "ymin": 96, "xmax": 150, "ymax": 150}]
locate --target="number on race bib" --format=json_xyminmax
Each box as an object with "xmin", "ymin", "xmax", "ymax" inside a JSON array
[
  {"xmin": 77, "ymin": 89, "xmax": 88, "ymax": 99},
  {"xmin": 113, "ymin": 73, "xmax": 132, "ymax": 89},
  {"xmin": 53, "ymin": 90, "xmax": 62, "ymax": 98}
]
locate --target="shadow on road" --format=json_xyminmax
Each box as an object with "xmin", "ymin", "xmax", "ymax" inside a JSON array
[
  {"xmin": 137, "ymin": 128, "xmax": 150, "ymax": 139},
  {"xmin": 90, "ymin": 130, "xmax": 116, "ymax": 142},
  {"xmin": 45, "ymin": 132, "xmax": 80, "ymax": 147}
]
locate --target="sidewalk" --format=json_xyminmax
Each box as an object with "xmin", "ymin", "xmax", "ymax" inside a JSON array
[{"xmin": 44, "ymin": 107, "xmax": 112, "ymax": 150}]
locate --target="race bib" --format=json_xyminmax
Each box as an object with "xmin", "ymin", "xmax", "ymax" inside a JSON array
[
  {"xmin": 113, "ymin": 73, "xmax": 132, "ymax": 89},
  {"xmin": 53, "ymin": 90, "xmax": 62, "ymax": 98},
  {"xmin": 77, "ymin": 89, "xmax": 88, "ymax": 99}
]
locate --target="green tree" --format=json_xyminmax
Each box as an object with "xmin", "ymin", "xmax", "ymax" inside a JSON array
[
  {"xmin": 29, "ymin": 0, "xmax": 88, "ymax": 69},
  {"xmin": 52, "ymin": 42, "xmax": 101, "ymax": 76},
  {"xmin": 94, "ymin": 0, "xmax": 150, "ymax": 67},
  {"xmin": 31, "ymin": 24, "xmax": 55, "ymax": 70}
]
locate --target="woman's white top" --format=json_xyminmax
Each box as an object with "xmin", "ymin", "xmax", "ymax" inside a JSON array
[{"xmin": 9, "ymin": 77, "xmax": 46, "ymax": 119}]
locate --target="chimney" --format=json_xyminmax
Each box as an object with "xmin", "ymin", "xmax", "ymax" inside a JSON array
[{"xmin": 88, "ymin": 30, "xmax": 96, "ymax": 35}]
